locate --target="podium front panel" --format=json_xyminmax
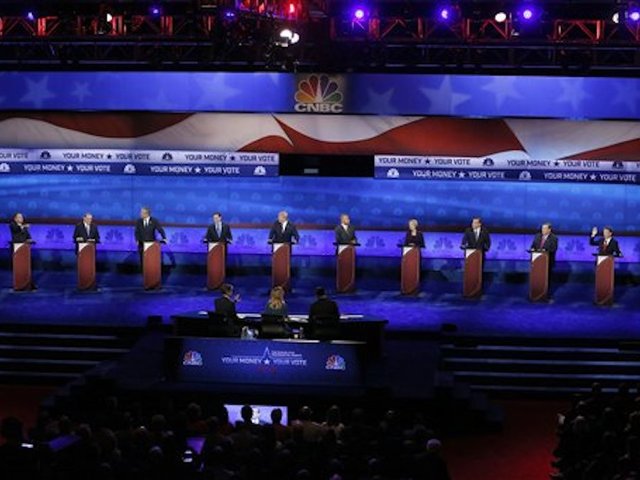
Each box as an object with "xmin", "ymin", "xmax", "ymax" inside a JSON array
[
  {"xmin": 12, "ymin": 243, "xmax": 32, "ymax": 291},
  {"xmin": 595, "ymin": 255, "xmax": 615, "ymax": 306},
  {"xmin": 207, "ymin": 242, "xmax": 226, "ymax": 290},
  {"xmin": 462, "ymin": 248, "xmax": 483, "ymax": 298},
  {"xmin": 529, "ymin": 251, "xmax": 549, "ymax": 302},
  {"xmin": 336, "ymin": 245, "xmax": 356, "ymax": 293},
  {"xmin": 401, "ymin": 246, "xmax": 421, "ymax": 295},
  {"xmin": 271, "ymin": 243, "xmax": 291, "ymax": 290},
  {"xmin": 143, "ymin": 241, "xmax": 162, "ymax": 290},
  {"xmin": 77, "ymin": 242, "xmax": 96, "ymax": 290}
]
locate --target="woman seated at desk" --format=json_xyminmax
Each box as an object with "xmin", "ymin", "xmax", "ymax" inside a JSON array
[{"xmin": 263, "ymin": 286, "xmax": 289, "ymax": 318}]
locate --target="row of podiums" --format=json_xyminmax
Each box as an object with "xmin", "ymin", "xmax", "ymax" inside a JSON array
[{"xmin": 10, "ymin": 242, "xmax": 619, "ymax": 305}]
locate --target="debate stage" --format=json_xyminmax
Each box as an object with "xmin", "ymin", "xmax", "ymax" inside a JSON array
[{"xmin": 1, "ymin": 257, "xmax": 639, "ymax": 340}]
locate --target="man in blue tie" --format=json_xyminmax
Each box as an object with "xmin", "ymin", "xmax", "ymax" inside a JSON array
[{"xmin": 205, "ymin": 212, "xmax": 233, "ymax": 243}]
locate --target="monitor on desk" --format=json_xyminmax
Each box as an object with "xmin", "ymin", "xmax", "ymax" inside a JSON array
[{"xmin": 260, "ymin": 314, "xmax": 289, "ymax": 339}]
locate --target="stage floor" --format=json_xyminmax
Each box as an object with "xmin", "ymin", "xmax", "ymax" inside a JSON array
[{"xmin": 1, "ymin": 268, "xmax": 639, "ymax": 340}]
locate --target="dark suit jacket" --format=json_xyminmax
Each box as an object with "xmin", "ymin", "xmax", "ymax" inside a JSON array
[
  {"xmin": 309, "ymin": 297, "xmax": 340, "ymax": 322},
  {"xmin": 135, "ymin": 217, "xmax": 166, "ymax": 246},
  {"xmin": 73, "ymin": 222, "xmax": 100, "ymax": 242},
  {"xmin": 590, "ymin": 235, "xmax": 621, "ymax": 256},
  {"xmin": 214, "ymin": 296, "xmax": 238, "ymax": 321},
  {"xmin": 9, "ymin": 221, "xmax": 31, "ymax": 243},
  {"xmin": 404, "ymin": 231, "xmax": 425, "ymax": 248},
  {"xmin": 205, "ymin": 222, "xmax": 232, "ymax": 243},
  {"xmin": 531, "ymin": 232, "xmax": 559, "ymax": 267},
  {"xmin": 269, "ymin": 221, "xmax": 299, "ymax": 244},
  {"xmin": 335, "ymin": 225, "xmax": 357, "ymax": 245},
  {"xmin": 462, "ymin": 227, "xmax": 491, "ymax": 251}
]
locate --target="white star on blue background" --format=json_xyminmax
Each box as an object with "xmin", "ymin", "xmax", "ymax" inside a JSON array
[
  {"xmin": 363, "ymin": 88, "xmax": 396, "ymax": 114},
  {"xmin": 611, "ymin": 80, "xmax": 640, "ymax": 115},
  {"xmin": 481, "ymin": 76, "xmax": 523, "ymax": 110},
  {"xmin": 194, "ymin": 74, "xmax": 241, "ymax": 110},
  {"xmin": 71, "ymin": 82, "xmax": 91, "ymax": 103},
  {"xmin": 20, "ymin": 76, "xmax": 55, "ymax": 108},
  {"xmin": 420, "ymin": 76, "xmax": 471, "ymax": 114},
  {"xmin": 556, "ymin": 78, "xmax": 589, "ymax": 112}
]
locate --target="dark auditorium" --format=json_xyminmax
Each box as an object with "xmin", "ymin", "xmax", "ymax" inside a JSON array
[{"xmin": 1, "ymin": 0, "xmax": 640, "ymax": 479}]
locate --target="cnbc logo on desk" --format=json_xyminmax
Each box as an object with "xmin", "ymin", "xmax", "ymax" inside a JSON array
[{"xmin": 294, "ymin": 74, "xmax": 345, "ymax": 113}]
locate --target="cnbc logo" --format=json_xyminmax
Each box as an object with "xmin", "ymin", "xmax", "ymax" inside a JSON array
[{"xmin": 294, "ymin": 74, "xmax": 344, "ymax": 113}]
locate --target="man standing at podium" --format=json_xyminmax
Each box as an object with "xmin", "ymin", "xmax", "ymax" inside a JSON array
[
  {"xmin": 9, "ymin": 213, "xmax": 33, "ymax": 243},
  {"xmin": 134, "ymin": 207, "xmax": 167, "ymax": 266},
  {"xmin": 205, "ymin": 212, "xmax": 232, "ymax": 243},
  {"xmin": 590, "ymin": 226, "xmax": 622, "ymax": 256},
  {"xmin": 530, "ymin": 222, "xmax": 558, "ymax": 268},
  {"xmin": 335, "ymin": 214, "xmax": 357, "ymax": 245},
  {"xmin": 461, "ymin": 217, "xmax": 491, "ymax": 252},
  {"xmin": 73, "ymin": 213, "xmax": 100, "ymax": 245},
  {"xmin": 268, "ymin": 211, "xmax": 299, "ymax": 244}
]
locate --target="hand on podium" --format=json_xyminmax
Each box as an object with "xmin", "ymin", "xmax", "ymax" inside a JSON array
[
  {"xmin": 76, "ymin": 237, "xmax": 84, "ymax": 242},
  {"xmin": 591, "ymin": 226, "xmax": 598, "ymax": 237}
]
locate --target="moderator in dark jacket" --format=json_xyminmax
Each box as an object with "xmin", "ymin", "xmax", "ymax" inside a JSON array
[
  {"xmin": 214, "ymin": 295, "xmax": 238, "ymax": 321},
  {"xmin": 309, "ymin": 297, "xmax": 340, "ymax": 321}
]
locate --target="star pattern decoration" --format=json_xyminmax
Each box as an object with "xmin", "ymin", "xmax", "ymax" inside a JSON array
[
  {"xmin": 481, "ymin": 76, "xmax": 523, "ymax": 109},
  {"xmin": 66, "ymin": 165, "xmax": 74, "ymax": 172},
  {"xmin": 71, "ymin": 82, "xmax": 91, "ymax": 103},
  {"xmin": 420, "ymin": 76, "xmax": 471, "ymax": 114},
  {"xmin": 194, "ymin": 75, "xmax": 241, "ymax": 110},
  {"xmin": 20, "ymin": 76, "xmax": 56, "ymax": 108},
  {"xmin": 611, "ymin": 80, "xmax": 640, "ymax": 115},
  {"xmin": 590, "ymin": 174, "xmax": 597, "ymax": 181},
  {"xmin": 556, "ymin": 78, "xmax": 589, "ymax": 112},
  {"xmin": 195, "ymin": 167, "xmax": 201, "ymax": 173},
  {"xmin": 363, "ymin": 88, "xmax": 396, "ymax": 114}
]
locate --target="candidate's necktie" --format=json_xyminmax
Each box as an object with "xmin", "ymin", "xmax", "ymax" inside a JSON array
[
  {"xmin": 145, "ymin": 219, "xmax": 149, "ymax": 228},
  {"xmin": 475, "ymin": 229, "xmax": 479, "ymax": 241},
  {"xmin": 86, "ymin": 224, "xmax": 90, "ymax": 237},
  {"xmin": 539, "ymin": 235, "xmax": 546, "ymax": 249},
  {"xmin": 216, "ymin": 223, "xmax": 221, "ymax": 237}
]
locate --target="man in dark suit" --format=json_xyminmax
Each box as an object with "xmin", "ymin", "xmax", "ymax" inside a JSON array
[
  {"xmin": 214, "ymin": 283, "xmax": 240, "ymax": 322},
  {"xmin": 9, "ymin": 213, "xmax": 32, "ymax": 243},
  {"xmin": 334, "ymin": 214, "xmax": 357, "ymax": 245},
  {"xmin": 268, "ymin": 211, "xmax": 299, "ymax": 244},
  {"xmin": 461, "ymin": 217, "xmax": 491, "ymax": 252},
  {"xmin": 309, "ymin": 287, "xmax": 340, "ymax": 321},
  {"xmin": 73, "ymin": 213, "xmax": 100, "ymax": 244},
  {"xmin": 205, "ymin": 212, "xmax": 232, "ymax": 243},
  {"xmin": 530, "ymin": 222, "xmax": 559, "ymax": 268},
  {"xmin": 134, "ymin": 207, "xmax": 167, "ymax": 266},
  {"xmin": 590, "ymin": 226, "xmax": 622, "ymax": 256}
]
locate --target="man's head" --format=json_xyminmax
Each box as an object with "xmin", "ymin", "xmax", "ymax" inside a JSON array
[
  {"xmin": 408, "ymin": 218, "xmax": 418, "ymax": 230},
  {"xmin": 213, "ymin": 212, "xmax": 222, "ymax": 224},
  {"xmin": 220, "ymin": 283, "xmax": 234, "ymax": 297},
  {"xmin": 340, "ymin": 214, "xmax": 350, "ymax": 226},
  {"xmin": 241, "ymin": 404, "xmax": 253, "ymax": 424},
  {"xmin": 13, "ymin": 213, "xmax": 24, "ymax": 224},
  {"xmin": 271, "ymin": 408, "xmax": 283, "ymax": 425},
  {"xmin": 541, "ymin": 223, "xmax": 552, "ymax": 236},
  {"xmin": 140, "ymin": 207, "xmax": 151, "ymax": 219},
  {"xmin": 471, "ymin": 217, "xmax": 482, "ymax": 230},
  {"xmin": 603, "ymin": 226, "xmax": 614, "ymax": 239},
  {"xmin": 278, "ymin": 211, "xmax": 288, "ymax": 223},
  {"xmin": 83, "ymin": 213, "xmax": 93, "ymax": 225},
  {"xmin": 315, "ymin": 287, "xmax": 326, "ymax": 298}
]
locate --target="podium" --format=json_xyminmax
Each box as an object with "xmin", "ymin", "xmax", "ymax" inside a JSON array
[
  {"xmin": 462, "ymin": 248, "xmax": 483, "ymax": 298},
  {"xmin": 336, "ymin": 243, "xmax": 358, "ymax": 293},
  {"xmin": 594, "ymin": 254, "xmax": 616, "ymax": 306},
  {"xmin": 12, "ymin": 242, "xmax": 33, "ymax": 291},
  {"xmin": 529, "ymin": 250, "xmax": 550, "ymax": 302},
  {"xmin": 271, "ymin": 242, "xmax": 291, "ymax": 290},
  {"xmin": 143, "ymin": 241, "xmax": 162, "ymax": 290},
  {"xmin": 206, "ymin": 241, "xmax": 227, "ymax": 290},
  {"xmin": 400, "ymin": 245, "xmax": 421, "ymax": 295},
  {"xmin": 77, "ymin": 242, "xmax": 97, "ymax": 290}
]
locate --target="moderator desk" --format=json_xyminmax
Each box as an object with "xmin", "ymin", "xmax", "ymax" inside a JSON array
[{"xmin": 170, "ymin": 312, "xmax": 388, "ymax": 357}]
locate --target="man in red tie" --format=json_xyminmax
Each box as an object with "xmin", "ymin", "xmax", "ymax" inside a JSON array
[
  {"xmin": 590, "ymin": 226, "xmax": 622, "ymax": 256},
  {"xmin": 530, "ymin": 222, "xmax": 559, "ymax": 269}
]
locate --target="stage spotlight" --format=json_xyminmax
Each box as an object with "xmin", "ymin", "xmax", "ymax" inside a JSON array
[
  {"xmin": 353, "ymin": 7, "xmax": 367, "ymax": 20},
  {"xmin": 629, "ymin": 9, "xmax": 640, "ymax": 21},
  {"xmin": 521, "ymin": 8, "xmax": 533, "ymax": 20},
  {"xmin": 288, "ymin": 2, "xmax": 296, "ymax": 15},
  {"xmin": 150, "ymin": 5, "xmax": 161, "ymax": 16},
  {"xmin": 278, "ymin": 28, "xmax": 300, "ymax": 46},
  {"xmin": 26, "ymin": 11, "xmax": 36, "ymax": 21},
  {"xmin": 612, "ymin": 12, "xmax": 620, "ymax": 23},
  {"xmin": 222, "ymin": 9, "xmax": 237, "ymax": 20},
  {"xmin": 494, "ymin": 11, "xmax": 507, "ymax": 23},
  {"xmin": 106, "ymin": 13, "xmax": 113, "ymax": 22},
  {"xmin": 439, "ymin": 7, "xmax": 451, "ymax": 20}
]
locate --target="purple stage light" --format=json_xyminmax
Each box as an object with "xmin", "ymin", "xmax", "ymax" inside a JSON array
[
  {"xmin": 439, "ymin": 8, "xmax": 450, "ymax": 20},
  {"xmin": 26, "ymin": 11, "xmax": 35, "ymax": 21},
  {"xmin": 353, "ymin": 7, "xmax": 366, "ymax": 20},
  {"xmin": 150, "ymin": 6, "xmax": 161, "ymax": 16},
  {"xmin": 629, "ymin": 9, "xmax": 640, "ymax": 22},
  {"xmin": 223, "ymin": 10, "xmax": 237, "ymax": 19},
  {"xmin": 521, "ymin": 8, "xmax": 533, "ymax": 20}
]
